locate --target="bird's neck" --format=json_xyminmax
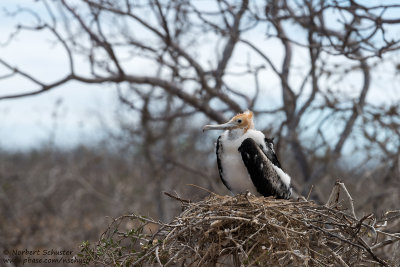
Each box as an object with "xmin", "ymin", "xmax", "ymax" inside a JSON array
[{"xmin": 226, "ymin": 128, "xmax": 246, "ymax": 141}]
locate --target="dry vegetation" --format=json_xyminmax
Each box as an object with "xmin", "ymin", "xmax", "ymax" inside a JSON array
[
  {"xmin": 80, "ymin": 184, "xmax": 400, "ymax": 266},
  {"xmin": 0, "ymin": 139, "xmax": 399, "ymax": 267},
  {"xmin": 0, "ymin": 143, "xmax": 217, "ymax": 266}
]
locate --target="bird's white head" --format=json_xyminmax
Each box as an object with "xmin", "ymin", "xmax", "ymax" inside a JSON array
[{"xmin": 203, "ymin": 110, "xmax": 255, "ymax": 133}]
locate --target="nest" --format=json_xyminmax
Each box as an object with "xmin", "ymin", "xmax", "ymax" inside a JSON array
[{"xmin": 80, "ymin": 183, "xmax": 400, "ymax": 266}]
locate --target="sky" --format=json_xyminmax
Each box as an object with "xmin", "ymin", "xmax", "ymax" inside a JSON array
[
  {"xmin": 0, "ymin": 1, "xmax": 120, "ymax": 150},
  {"xmin": 0, "ymin": 0, "xmax": 399, "ymax": 151},
  {"xmin": 0, "ymin": 53, "xmax": 119, "ymax": 150}
]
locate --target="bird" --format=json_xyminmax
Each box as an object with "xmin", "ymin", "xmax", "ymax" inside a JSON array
[{"xmin": 203, "ymin": 110, "xmax": 292, "ymax": 199}]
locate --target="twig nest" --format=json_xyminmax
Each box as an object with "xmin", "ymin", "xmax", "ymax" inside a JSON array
[{"xmin": 80, "ymin": 191, "xmax": 399, "ymax": 266}]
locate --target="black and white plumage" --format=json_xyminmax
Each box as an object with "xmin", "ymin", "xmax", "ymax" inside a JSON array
[{"xmin": 203, "ymin": 111, "xmax": 292, "ymax": 199}]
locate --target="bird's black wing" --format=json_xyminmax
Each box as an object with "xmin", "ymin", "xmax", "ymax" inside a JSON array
[
  {"xmin": 238, "ymin": 138, "xmax": 291, "ymax": 199},
  {"xmin": 262, "ymin": 138, "xmax": 281, "ymax": 168},
  {"xmin": 216, "ymin": 135, "xmax": 231, "ymax": 191}
]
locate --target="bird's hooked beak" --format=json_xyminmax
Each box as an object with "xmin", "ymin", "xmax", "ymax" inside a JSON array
[{"xmin": 203, "ymin": 121, "xmax": 236, "ymax": 132}]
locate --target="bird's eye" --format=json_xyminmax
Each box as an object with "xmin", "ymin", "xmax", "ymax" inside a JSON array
[{"xmin": 237, "ymin": 119, "xmax": 242, "ymax": 123}]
